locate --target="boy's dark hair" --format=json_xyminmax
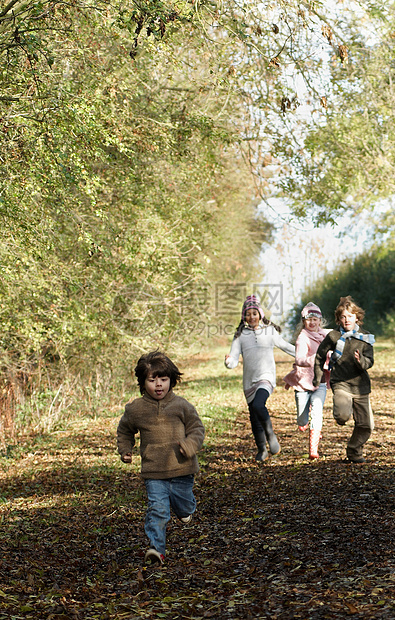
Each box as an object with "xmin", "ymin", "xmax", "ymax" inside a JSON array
[
  {"xmin": 135, "ymin": 350, "xmax": 182, "ymax": 394},
  {"xmin": 335, "ymin": 295, "xmax": 365, "ymax": 326}
]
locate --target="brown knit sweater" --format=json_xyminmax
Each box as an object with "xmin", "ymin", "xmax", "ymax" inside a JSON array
[{"xmin": 116, "ymin": 389, "xmax": 205, "ymax": 479}]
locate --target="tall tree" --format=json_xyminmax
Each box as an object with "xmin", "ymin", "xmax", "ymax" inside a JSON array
[
  {"xmin": 263, "ymin": 2, "xmax": 395, "ymax": 224},
  {"xmin": 0, "ymin": 0, "xmax": 274, "ymax": 392},
  {"xmin": 2, "ymin": 0, "xmax": 393, "ymax": 422}
]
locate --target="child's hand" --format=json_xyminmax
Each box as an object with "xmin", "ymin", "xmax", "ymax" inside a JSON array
[
  {"xmin": 179, "ymin": 444, "xmax": 186, "ymax": 457},
  {"xmin": 355, "ymin": 349, "xmax": 361, "ymax": 363},
  {"xmin": 121, "ymin": 453, "xmax": 132, "ymax": 463}
]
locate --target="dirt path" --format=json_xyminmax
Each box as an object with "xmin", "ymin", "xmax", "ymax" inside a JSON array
[{"xmin": 0, "ymin": 343, "xmax": 394, "ymax": 619}]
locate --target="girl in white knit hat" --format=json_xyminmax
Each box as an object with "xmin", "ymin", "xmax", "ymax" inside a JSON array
[{"xmin": 284, "ymin": 302, "xmax": 330, "ymax": 459}]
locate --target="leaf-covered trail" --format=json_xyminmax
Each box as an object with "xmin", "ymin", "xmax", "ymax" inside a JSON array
[{"xmin": 0, "ymin": 343, "xmax": 394, "ymax": 619}]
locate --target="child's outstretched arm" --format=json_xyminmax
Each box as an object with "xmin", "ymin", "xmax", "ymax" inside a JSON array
[
  {"xmin": 272, "ymin": 332, "xmax": 295, "ymax": 357},
  {"xmin": 225, "ymin": 337, "xmax": 242, "ymax": 369}
]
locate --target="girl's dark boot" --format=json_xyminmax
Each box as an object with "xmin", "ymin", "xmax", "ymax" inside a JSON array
[
  {"xmin": 253, "ymin": 431, "xmax": 269, "ymax": 462},
  {"xmin": 262, "ymin": 417, "xmax": 281, "ymax": 455}
]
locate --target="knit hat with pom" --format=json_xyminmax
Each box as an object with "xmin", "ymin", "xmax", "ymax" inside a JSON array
[
  {"xmin": 242, "ymin": 295, "xmax": 265, "ymax": 322},
  {"xmin": 301, "ymin": 302, "xmax": 322, "ymax": 319}
]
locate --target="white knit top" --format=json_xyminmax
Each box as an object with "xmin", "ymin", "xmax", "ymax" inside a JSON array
[{"xmin": 225, "ymin": 325, "xmax": 295, "ymax": 403}]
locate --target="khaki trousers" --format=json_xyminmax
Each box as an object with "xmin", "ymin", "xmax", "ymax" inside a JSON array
[{"xmin": 332, "ymin": 389, "xmax": 374, "ymax": 459}]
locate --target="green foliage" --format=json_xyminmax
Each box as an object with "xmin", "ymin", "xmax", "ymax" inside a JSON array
[
  {"xmin": 1, "ymin": 0, "xmax": 394, "ymax": 435},
  {"xmin": 271, "ymin": 2, "xmax": 395, "ymax": 222},
  {"xmin": 288, "ymin": 244, "xmax": 395, "ymax": 337},
  {"xmin": 0, "ymin": 0, "xmax": 278, "ymax": 433}
]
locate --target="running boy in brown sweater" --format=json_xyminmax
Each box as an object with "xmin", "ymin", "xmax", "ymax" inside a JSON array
[
  {"xmin": 117, "ymin": 351, "xmax": 205, "ymax": 565},
  {"xmin": 313, "ymin": 296, "xmax": 375, "ymax": 463}
]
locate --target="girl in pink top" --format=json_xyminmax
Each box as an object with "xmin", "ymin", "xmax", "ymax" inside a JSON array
[{"xmin": 284, "ymin": 302, "xmax": 330, "ymax": 459}]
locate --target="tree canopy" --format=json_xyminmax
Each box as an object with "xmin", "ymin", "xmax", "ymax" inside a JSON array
[
  {"xmin": 0, "ymin": 0, "xmax": 394, "ymax": 428},
  {"xmin": 273, "ymin": 2, "xmax": 395, "ymax": 222}
]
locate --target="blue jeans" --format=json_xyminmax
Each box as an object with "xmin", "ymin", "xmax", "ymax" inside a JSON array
[
  {"xmin": 144, "ymin": 475, "xmax": 196, "ymax": 556},
  {"xmin": 295, "ymin": 384, "xmax": 327, "ymax": 430}
]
